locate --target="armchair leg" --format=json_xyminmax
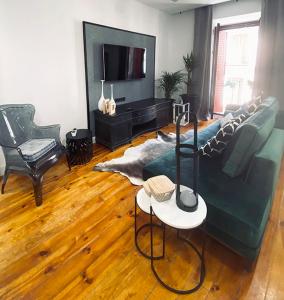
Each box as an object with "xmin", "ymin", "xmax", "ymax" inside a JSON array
[
  {"xmin": 66, "ymin": 152, "xmax": 71, "ymax": 171},
  {"xmin": 1, "ymin": 169, "xmax": 9, "ymax": 194},
  {"xmin": 32, "ymin": 176, "xmax": 43, "ymax": 206}
]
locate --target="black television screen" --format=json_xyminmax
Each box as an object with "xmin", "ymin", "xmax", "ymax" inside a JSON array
[{"xmin": 103, "ymin": 44, "xmax": 146, "ymax": 81}]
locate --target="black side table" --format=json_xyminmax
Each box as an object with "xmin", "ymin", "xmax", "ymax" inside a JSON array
[
  {"xmin": 149, "ymin": 185, "xmax": 207, "ymax": 294},
  {"xmin": 135, "ymin": 188, "xmax": 165, "ymax": 260},
  {"xmin": 66, "ymin": 129, "xmax": 93, "ymax": 165}
]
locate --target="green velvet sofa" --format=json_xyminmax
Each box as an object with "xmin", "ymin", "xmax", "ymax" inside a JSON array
[{"xmin": 143, "ymin": 97, "xmax": 284, "ymax": 261}]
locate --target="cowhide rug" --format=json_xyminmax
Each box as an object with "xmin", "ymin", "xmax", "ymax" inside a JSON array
[{"xmin": 94, "ymin": 130, "xmax": 193, "ymax": 185}]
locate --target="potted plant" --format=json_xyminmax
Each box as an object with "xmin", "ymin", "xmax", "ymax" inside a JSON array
[
  {"xmin": 180, "ymin": 52, "xmax": 198, "ymax": 112},
  {"xmin": 159, "ymin": 71, "xmax": 184, "ymax": 100}
]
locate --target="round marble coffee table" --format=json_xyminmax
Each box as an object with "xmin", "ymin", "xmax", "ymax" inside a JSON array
[
  {"xmin": 149, "ymin": 185, "xmax": 207, "ymax": 294},
  {"xmin": 134, "ymin": 188, "xmax": 165, "ymax": 260}
]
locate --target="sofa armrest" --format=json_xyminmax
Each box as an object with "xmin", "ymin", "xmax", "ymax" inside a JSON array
[
  {"xmin": 245, "ymin": 128, "xmax": 284, "ymax": 197},
  {"xmin": 275, "ymin": 110, "xmax": 284, "ymax": 130},
  {"xmin": 245, "ymin": 157, "xmax": 276, "ymax": 198}
]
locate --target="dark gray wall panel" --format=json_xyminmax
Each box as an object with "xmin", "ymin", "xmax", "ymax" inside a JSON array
[{"xmin": 83, "ymin": 22, "xmax": 156, "ymax": 135}]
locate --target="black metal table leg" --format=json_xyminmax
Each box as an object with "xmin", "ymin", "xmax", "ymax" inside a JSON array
[
  {"xmin": 134, "ymin": 197, "xmax": 165, "ymax": 260},
  {"xmin": 150, "ymin": 206, "xmax": 205, "ymax": 295}
]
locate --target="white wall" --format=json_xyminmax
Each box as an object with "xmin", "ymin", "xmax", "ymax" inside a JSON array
[
  {"xmin": 0, "ymin": 0, "xmax": 174, "ymax": 174},
  {"xmin": 213, "ymin": 0, "xmax": 261, "ymax": 20},
  {"xmin": 168, "ymin": 10, "xmax": 195, "ymax": 97},
  {"xmin": 155, "ymin": 9, "xmax": 195, "ymax": 97},
  {"xmin": 167, "ymin": 10, "xmax": 195, "ymax": 73}
]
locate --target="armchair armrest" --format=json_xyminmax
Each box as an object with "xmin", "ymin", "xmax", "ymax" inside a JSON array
[
  {"xmin": 32, "ymin": 124, "xmax": 61, "ymax": 144},
  {"xmin": 2, "ymin": 145, "xmax": 32, "ymax": 171}
]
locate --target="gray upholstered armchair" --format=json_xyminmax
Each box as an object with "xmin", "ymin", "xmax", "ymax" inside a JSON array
[{"xmin": 0, "ymin": 104, "xmax": 70, "ymax": 206}]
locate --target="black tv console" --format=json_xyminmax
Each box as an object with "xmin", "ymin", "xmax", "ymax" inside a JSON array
[{"xmin": 94, "ymin": 98, "xmax": 173, "ymax": 150}]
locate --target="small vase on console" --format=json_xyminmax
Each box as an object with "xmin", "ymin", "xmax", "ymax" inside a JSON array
[
  {"xmin": 108, "ymin": 84, "xmax": 116, "ymax": 116},
  {"xmin": 98, "ymin": 80, "xmax": 105, "ymax": 112},
  {"xmin": 103, "ymin": 99, "xmax": 110, "ymax": 114}
]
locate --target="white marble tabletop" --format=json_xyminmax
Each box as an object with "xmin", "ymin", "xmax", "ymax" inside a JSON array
[
  {"xmin": 136, "ymin": 185, "xmax": 207, "ymax": 229},
  {"xmin": 151, "ymin": 185, "xmax": 207, "ymax": 230}
]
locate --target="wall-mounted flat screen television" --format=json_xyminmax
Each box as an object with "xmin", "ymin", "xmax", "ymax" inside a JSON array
[{"xmin": 103, "ymin": 44, "xmax": 146, "ymax": 81}]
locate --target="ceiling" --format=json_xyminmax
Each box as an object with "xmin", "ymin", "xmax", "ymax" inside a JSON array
[{"xmin": 137, "ymin": 0, "xmax": 232, "ymax": 14}]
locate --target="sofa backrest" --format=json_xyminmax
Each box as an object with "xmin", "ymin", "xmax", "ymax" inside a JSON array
[
  {"xmin": 222, "ymin": 97, "xmax": 279, "ymax": 178},
  {"xmin": 0, "ymin": 104, "xmax": 35, "ymax": 148}
]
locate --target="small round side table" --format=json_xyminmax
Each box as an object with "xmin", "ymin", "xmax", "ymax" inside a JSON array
[
  {"xmin": 150, "ymin": 185, "xmax": 207, "ymax": 294},
  {"xmin": 66, "ymin": 129, "xmax": 93, "ymax": 165},
  {"xmin": 135, "ymin": 188, "xmax": 165, "ymax": 260}
]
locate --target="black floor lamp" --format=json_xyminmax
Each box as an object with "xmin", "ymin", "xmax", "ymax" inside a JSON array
[{"xmin": 176, "ymin": 112, "xmax": 199, "ymax": 212}]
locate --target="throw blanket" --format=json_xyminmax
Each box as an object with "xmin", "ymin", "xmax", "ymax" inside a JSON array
[{"xmin": 94, "ymin": 130, "xmax": 193, "ymax": 185}]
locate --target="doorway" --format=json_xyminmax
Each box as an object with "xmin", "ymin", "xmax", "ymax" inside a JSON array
[{"xmin": 211, "ymin": 21, "xmax": 260, "ymax": 115}]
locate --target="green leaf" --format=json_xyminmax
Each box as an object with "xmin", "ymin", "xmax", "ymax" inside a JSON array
[{"xmin": 159, "ymin": 70, "xmax": 184, "ymax": 99}]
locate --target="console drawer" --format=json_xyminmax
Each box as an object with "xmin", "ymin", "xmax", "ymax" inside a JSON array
[
  {"xmin": 132, "ymin": 110, "xmax": 156, "ymax": 125},
  {"xmin": 133, "ymin": 106, "xmax": 156, "ymax": 118}
]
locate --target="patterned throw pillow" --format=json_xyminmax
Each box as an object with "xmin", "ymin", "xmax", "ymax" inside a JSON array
[
  {"xmin": 199, "ymin": 115, "xmax": 247, "ymax": 158},
  {"xmin": 234, "ymin": 113, "xmax": 248, "ymax": 124},
  {"xmin": 247, "ymin": 95, "xmax": 263, "ymax": 115},
  {"xmin": 220, "ymin": 113, "xmax": 233, "ymax": 127}
]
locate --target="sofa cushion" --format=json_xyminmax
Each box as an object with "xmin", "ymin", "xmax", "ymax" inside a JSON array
[
  {"xmin": 222, "ymin": 97, "xmax": 278, "ymax": 178},
  {"xmin": 19, "ymin": 138, "xmax": 56, "ymax": 162}
]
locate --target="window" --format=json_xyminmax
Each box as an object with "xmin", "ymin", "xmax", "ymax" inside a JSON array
[{"xmin": 211, "ymin": 21, "xmax": 260, "ymax": 114}]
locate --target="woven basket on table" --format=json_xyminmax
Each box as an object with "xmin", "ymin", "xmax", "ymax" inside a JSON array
[{"xmin": 143, "ymin": 175, "xmax": 175, "ymax": 202}]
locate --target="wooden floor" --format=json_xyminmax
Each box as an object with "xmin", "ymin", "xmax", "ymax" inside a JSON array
[{"xmin": 0, "ymin": 122, "xmax": 283, "ymax": 300}]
